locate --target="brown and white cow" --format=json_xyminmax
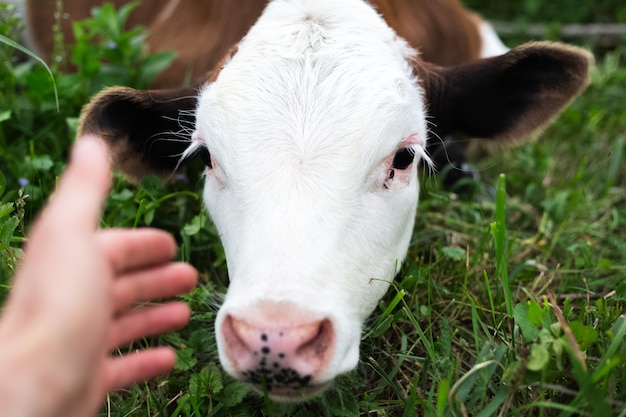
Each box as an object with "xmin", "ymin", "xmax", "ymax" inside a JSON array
[{"xmin": 29, "ymin": 0, "xmax": 592, "ymax": 401}]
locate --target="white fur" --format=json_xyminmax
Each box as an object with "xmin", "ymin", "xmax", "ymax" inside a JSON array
[
  {"xmin": 478, "ymin": 20, "xmax": 509, "ymax": 58},
  {"xmin": 194, "ymin": 0, "xmax": 429, "ymax": 390}
]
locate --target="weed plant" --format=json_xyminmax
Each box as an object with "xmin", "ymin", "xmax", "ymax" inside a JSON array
[{"xmin": 0, "ymin": 2, "xmax": 625, "ymax": 416}]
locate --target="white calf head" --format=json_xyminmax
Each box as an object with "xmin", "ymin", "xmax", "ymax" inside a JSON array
[
  {"xmin": 190, "ymin": 0, "xmax": 430, "ymax": 397},
  {"xmin": 78, "ymin": 0, "xmax": 591, "ymax": 402}
]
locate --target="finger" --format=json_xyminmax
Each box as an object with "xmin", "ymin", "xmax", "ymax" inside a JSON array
[
  {"xmin": 112, "ymin": 263, "xmax": 197, "ymax": 312},
  {"xmin": 105, "ymin": 348, "xmax": 177, "ymax": 391},
  {"xmin": 96, "ymin": 229, "xmax": 178, "ymax": 274},
  {"xmin": 109, "ymin": 302, "xmax": 191, "ymax": 348},
  {"xmin": 43, "ymin": 136, "xmax": 111, "ymax": 233}
]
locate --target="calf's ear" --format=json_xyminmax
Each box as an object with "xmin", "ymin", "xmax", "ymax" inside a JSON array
[
  {"xmin": 77, "ymin": 86, "xmax": 198, "ymax": 183},
  {"xmin": 420, "ymin": 41, "xmax": 593, "ymax": 141}
]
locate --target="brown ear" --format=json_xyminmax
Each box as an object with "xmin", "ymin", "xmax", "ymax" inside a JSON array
[
  {"xmin": 418, "ymin": 41, "xmax": 593, "ymax": 141},
  {"xmin": 78, "ymin": 86, "xmax": 198, "ymax": 182}
]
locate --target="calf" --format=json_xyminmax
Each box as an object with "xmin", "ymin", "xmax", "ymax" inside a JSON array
[{"xmin": 76, "ymin": 0, "xmax": 590, "ymax": 401}]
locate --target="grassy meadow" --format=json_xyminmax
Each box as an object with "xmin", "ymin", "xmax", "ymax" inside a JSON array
[{"xmin": 1, "ymin": 1, "xmax": 626, "ymax": 416}]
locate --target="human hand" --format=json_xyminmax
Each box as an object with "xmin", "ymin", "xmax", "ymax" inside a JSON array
[{"xmin": 0, "ymin": 137, "xmax": 197, "ymax": 417}]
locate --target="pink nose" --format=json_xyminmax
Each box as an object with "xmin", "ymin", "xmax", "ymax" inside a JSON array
[{"xmin": 221, "ymin": 307, "xmax": 334, "ymax": 394}]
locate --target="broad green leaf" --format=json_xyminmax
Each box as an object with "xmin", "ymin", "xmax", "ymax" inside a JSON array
[
  {"xmin": 189, "ymin": 364, "xmax": 224, "ymax": 399},
  {"xmin": 183, "ymin": 214, "xmax": 207, "ymax": 236},
  {"xmin": 502, "ymin": 361, "xmax": 524, "ymax": 384},
  {"xmin": 597, "ymin": 257, "xmax": 613, "ymax": 269},
  {"xmin": 175, "ymin": 347, "xmax": 197, "ymax": 371},
  {"xmin": 570, "ymin": 320, "xmax": 598, "ymax": 349},
  {"xmin": 66, "ymin": 117, "xmax": 78, "ymax": 139},
  {"xmin": 0, "ymin": 216, "xmax": 19, "ymax": 243},
  {"xmin": 0, "ymin": 202, "xmax": 13, "ymax": 219},
  {"xmin": 188, "ymin": 368, "xmax": 209, "ymax": 400},
  {"xmin": 514, "ymin": 302, "xmax": 539, "ymax": 341},
  {"xmin": 549, "ymin": 322, "xmax": 563, "ymax": 338},
  {"xmin": 140, "ymin": 174, "xmax": 162, "ymax": 196},
  {"xmin": 0, "ymin": 110, "xmax": 11, "ymax": 123},
  {"xmin": 527, "ymin": 299, "xmax": 545, "ymax": 327},
  {"xmin": 109, "ymin": 188, "xmax": 134, "ymax": 202},
  {"xmin": 29, "ymin": 155, "xmax": 54, "ymax": 172},
  {"xmin": 143, "ymin": 208, "xmax": 155, "ymax": 225},
  {"xmin": 140, "ymin": 50, "xmax": 177, "ymax": 85},
  {"xmin": 216, "ymin": 380, "xmax": 249, "ymax": 408},
  {"xmin": 206, "ymin": 364, "xmax": 224, "ymax": 395},
  {"xmin": 526, "ymin": 344, "xmax": 550, "ymax": 371},
  {"xmin": 442, "ymin": 246, "xmax": 465, "ymax": 261}
]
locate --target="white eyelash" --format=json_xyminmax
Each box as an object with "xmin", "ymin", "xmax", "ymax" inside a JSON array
[
  {"xmin": 175, "ymin": 139, "xmax": 204, "ymax": 171},
  {"xmin": 411, "ymin": 144, "xmax": 433, "ymax": 170}
]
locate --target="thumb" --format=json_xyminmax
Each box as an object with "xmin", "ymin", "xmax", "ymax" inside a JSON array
[{"xmin": 44, "ymin": 136, "xmax": 112, "ymax": 232}]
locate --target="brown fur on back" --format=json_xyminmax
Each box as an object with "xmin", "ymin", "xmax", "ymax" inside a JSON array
[
  {"xmin": 26, "ymin": 0, "xmax": 485, "ymax": 87},
  {"xmin": 26, "ymin": 0, "xmax": 165, "ymax": 57},
  {"xmin": 372, "ymin": 0, "xmax": 483, "ymax": 66},
  {"xmin": 145, "ymin": 1, "xmax": 267, "ymax": 86}
]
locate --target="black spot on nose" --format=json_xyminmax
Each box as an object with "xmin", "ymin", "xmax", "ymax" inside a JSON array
[
  {"xmin": 244, "ymin": 364, "xmax": 313, "ymax": 392},
  {"xmin": 261, "ymin": 333, "xmax": 268, "ymax": 342},
  {"xmin": 262, "ymin": 347, "xmax": 271, "ymax": 354}
]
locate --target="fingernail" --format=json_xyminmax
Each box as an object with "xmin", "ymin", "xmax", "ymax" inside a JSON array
[{"xmin": 72, "ymin": 135, "xmax": 106, "ymax": 161}]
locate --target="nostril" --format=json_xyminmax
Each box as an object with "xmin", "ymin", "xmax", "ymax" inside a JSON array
[
  {"xmin": 296, "ymin": 319, "xmax": 333, "ymax": 360},
  {"xmin": 223, "ymin": 315, "xmax": 245, "ymax": 349},
  {"xmin": 221, "ymin": 313, "xmax": 335, "ymax": 381},
  {"xmin": 222, "ymin": 315, "xmax": 255, "ymax": 366}
]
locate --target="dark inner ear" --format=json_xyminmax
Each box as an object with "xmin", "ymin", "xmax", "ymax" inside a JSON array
[
  {"xmin": 422, "ymin": 42, "xmax": 592, "ymax": 141},
  {"xmin": 78, "ymin": 86, "xmax": 198, "ymax": 181}
]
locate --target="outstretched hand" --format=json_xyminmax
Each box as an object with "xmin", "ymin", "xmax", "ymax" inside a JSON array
[{"xmin": 0, "ymin": 137, "xmax": 197, "ymax": 417}]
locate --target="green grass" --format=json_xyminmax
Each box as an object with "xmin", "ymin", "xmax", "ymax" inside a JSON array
[{"xmin": 1, "ymin": 1, "xmax": 626, "ymax": 416}]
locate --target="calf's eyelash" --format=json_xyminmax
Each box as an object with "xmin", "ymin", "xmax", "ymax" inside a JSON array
[{"xmin": 178, "ymin": 139, "xmax": 212, "ymax": 170}]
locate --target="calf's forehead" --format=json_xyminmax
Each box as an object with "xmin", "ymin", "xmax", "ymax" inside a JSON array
[{"xmin": 194, "ymin": 0, "xmax": 428, "ymax": 180}]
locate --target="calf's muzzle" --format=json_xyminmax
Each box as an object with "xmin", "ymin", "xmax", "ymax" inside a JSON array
[{"xmin": 220, "ymin": 301, "xmax": 335, "ymax": 398}]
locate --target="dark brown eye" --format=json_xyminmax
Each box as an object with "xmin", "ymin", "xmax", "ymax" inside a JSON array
[
  {"xmin": 198, "ymin": 146, "xmax": 213, "ymax": 169},
  {"xmin": 392, "ymin": 147, "xmax": 415, "ymax": 170}
]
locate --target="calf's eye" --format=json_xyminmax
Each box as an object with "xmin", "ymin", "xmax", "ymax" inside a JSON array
[
  {"xmin": 198, "ymin": 146, "xmax": 213, "ymax": 169},
  {"xmin": 392, "ymin": 147, "xmax": 416, "ymax": 170}
]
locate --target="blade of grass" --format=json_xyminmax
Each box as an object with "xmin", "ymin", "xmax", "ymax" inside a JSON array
[
  {"xmin": 401, "ymin": 305, "xmax": 437, "ymax": 361},
  {"xmin": 605, "ymin": 134, "xmax": 624, "ymax": 192},
  {"xmin": 483, "ymin": 270, "xmax": 497, "ymax": 327},
  {"xmin": 0, "ymin": 34, "xmax": 59, "ymax": 111},
  {"xmin": 364, "ymin": 287, "xmax": 405, "ymax": 339},
  {"xmin": 593, "ymin": 315, "xmax": 626, "ymax": 383},
  {"xmin": 491, "ymin": 174, "xmax": 514, "ymax": 321},
  {"xmin": 475, "ymin": 387, "xmax": 508, "ymax": 417},
  {"xmin": 436, "ymin": 378, "xmax": 450, "ymax": 417}
]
